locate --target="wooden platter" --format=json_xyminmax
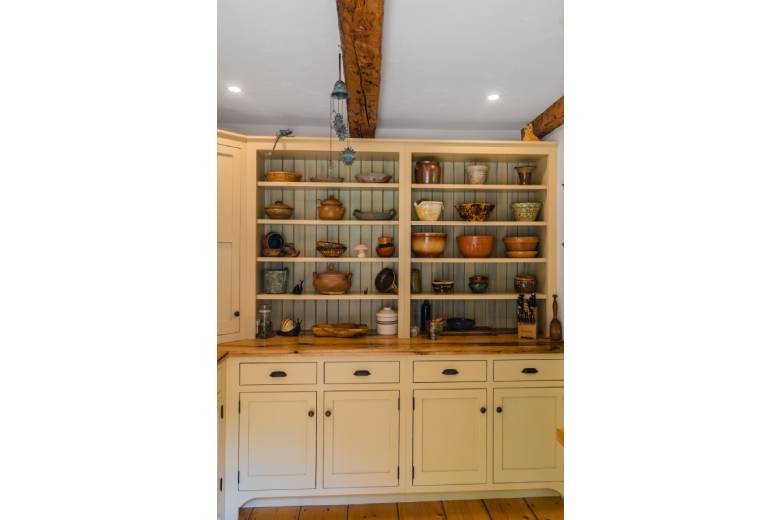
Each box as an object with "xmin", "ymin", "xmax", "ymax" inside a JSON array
[{"xmin": 311, "ymin": 323, "xmax": 369, "ymax": 338}]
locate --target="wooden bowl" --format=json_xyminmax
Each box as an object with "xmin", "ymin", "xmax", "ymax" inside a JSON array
[
  {"xmin": 312, "ymin": 323, "xmax": 369, "ymax": 338},
  {"xmin": 456, "ymin": 235, "xmax": 495, "ymax": 258},
  {"xmin": 266, "ymin": 171, "xmax": 302, "ymax": 182},
  {"xmin": 411, "ymin": 232, "xmax": 447, "ymax": 257},
  {"xmin": 502, "ymin": 236, "xmax": 540, "ymax": 252},
  {"xmin": 506, "ymin": 250, "xmax": 539, "ymax": 258}
]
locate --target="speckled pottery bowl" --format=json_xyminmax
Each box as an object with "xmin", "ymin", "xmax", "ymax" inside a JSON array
[
  {"xmin": 511, "ymin": 202, "xmax": 542, "ymax": 222},
  {"xmin": 455, "ymin": 202, "xmax": 495, "ymax": 222}
]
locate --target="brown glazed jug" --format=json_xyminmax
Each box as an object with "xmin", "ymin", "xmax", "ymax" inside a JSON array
[{"xmin": 415, "ymin": 160, "xmax": 441, "ymax": 184}]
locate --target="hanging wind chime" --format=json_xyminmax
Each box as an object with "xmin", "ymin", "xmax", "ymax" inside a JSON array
[{"xmin": 329, "ymin": 50, "xmax": 355, "ymax": 173}]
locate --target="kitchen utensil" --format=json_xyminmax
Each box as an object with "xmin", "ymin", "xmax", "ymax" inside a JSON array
[
  {"xmin": 353, "ymin": 209, "xmax": 396, "ymax": 220},
  {"xmin": 550, "ymin": 294, "xmax": 562, "ymax": 340},
  {"xmin": 312, "ymin": 264, "xmax": 352, "ymax": 294},
  {"xmin": 415, "ymin": 160, "xmax": 441, "ymax": 184},
  {"xmin": 503, "ymin": 236, "xmax": 540, "ymax": 252},
  {"xmin": 317, "ymin": 196, "xmax": 346, "ymax": 220},
  {"xmin": 511, "ymin": 201, "xmax": 542, "ymax": 221},
  {"xmin": 311, "ymin": 323, "xmax": 368, "ymax": 338},
  {"xmin": 316, "ymin": 240, "xmax": 347, "ymax": 257},
  {"xmin": 456, "ymin": 235, "xmax": 495, "ymax": 258},
  {"xmin": 376, "ymin": 307, "xmax": 398, "ymax": 336},
  {"xmin": 413, "ymin": 200, "xmax": 444, "ymax": 221},
  {"xmin": 454, "ymin": 202, "xmax": 495, "ymax": 222},
  {"xmin": 263, "ymin": 268, "xmax": 288, "ymax": 294},
  {"xmin": 375, "ymin": 268, "xmax": 398, "ymax": 294},
  {"xmin": 265, "ymin": 171, "xmax": 302, "ymax": 182},
  {"xmin": 446, "ymin": 318, "xmax": 475, "ymax": 331},
  {"xmin": 411, "ymin": 232, "xmax": 447, "ymax": 257},
  {"xmin": 264, "ymin": 200, "xmax": 294, "ymax": 219},
  {"xmin": 355, "ymin": 172, "xmax": 392, "ymax": 183}
]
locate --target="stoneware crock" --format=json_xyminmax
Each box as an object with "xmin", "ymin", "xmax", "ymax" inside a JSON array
[
  {"xmin": 376, "ymin": 306, "xmax": 398, "ymax": 336},
  {"xmin": 312, "ymin": 263, "xmax": 352, "ymax": 294},
  {"xmin": 415, "ymin": 160, "xmax": 441, "ymax": 184}
]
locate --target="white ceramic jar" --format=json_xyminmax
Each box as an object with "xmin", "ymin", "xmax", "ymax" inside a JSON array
[
  {"xmin": 413, "ymin": 200, "xmax": 444, "ymax": 221},
  {"xmin": 376, "ymin": 306, "xmax": 398, "ymax": 336},
  {"xmin": 466, "ymin": 164, "xmax": 488, "ymax": 184}
]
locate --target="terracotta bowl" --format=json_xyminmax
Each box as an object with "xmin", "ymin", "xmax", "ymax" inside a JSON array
[
  {"xmin": 506, "ymin": 250, "xmax": 539, "ymax": 258},
  {"xmin": 503, "ymin": 236, "xmax": 540, "ymax": 252},
  {"xmin": 411, "ymin": 232, "xmax": 447, "ymax": 257},
  {"xmin": 456, "ymin": 235, "xmax": 495, "ymax": 258},
  {"xmin": 265, "ymin": 171, "xmax": 302, "ymax": 182}
]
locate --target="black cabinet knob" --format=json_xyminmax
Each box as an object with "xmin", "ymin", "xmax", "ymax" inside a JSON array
[
  {"xmin": 480, "ymin": 407, "xmax": 486, "ymax": 414},
  {"xmin": 353, "ymin": 370, "xmax": 371, "ymax": 376},
  {"xmin": 325, "ymin": 410, "xmax": 332, "ymax": 417},
  {"xmin": 442, "ymin": 368, "xmax": 459, "ymax": 375},
  {"xmin": 269, "ymin": 371, "xmax": 287, "ymax": 378},
  {"xmin": 233, "ymin": 310, "xmax": 240, "ymax": 317},
  {"xmin": 496, "ymin": 406, "xmax": 503, "ymax": 413},
  {"xmin": 522, "ymin": 367, "xmax": 538, "ymax": 374},
  {"xmin": 308, "ymin": 410, "xmax": 315, "ymax": 417}
]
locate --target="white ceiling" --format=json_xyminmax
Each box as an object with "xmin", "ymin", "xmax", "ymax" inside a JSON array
[{"xmin": 218, "ymin": 0, "xmax": 562, "ymax": 140}]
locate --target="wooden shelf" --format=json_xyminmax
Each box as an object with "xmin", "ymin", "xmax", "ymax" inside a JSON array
[
  {"xmin": 412, "ymin": 183, "xmax": 546, "ymax": 191},
  {"xmin": 257, "ymin": 257, "xmax": 398, "ymax": 263},
  {"xmin": 257, "ymin": 293, "xmax": 398, "ymax": 301},
  {"xmin": 257, "ymin": 219, "xmax": 398, "ymax": 226},
  {"xmin": 411, "ymin": 257, "xmax": 546, "ymax": 264},
  {"xmin": 258, "ymin": 181, "xmax": 399, "ymax": 190},
  {"xmin": 411, "ymin": 221, "xmax": 546, "ymax": 227},
  {"xmin": 411, "ymin": 292, "xmax": 547, "ymax": 300}
]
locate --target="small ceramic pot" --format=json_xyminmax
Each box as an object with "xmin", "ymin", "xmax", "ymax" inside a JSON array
[
  {"xmin": 454, "ymin": 202, "xmax": 495, "ymax": 222},
  {"xmin": 411, "ymin": 232, "xmax": 447, "ymax": 257},
  {"xmin": 264, "ymin": 200, "xmax": 294, "ymax": 219},
  {"xmin": 353, "ymin": 244, "xmax": 368, "ymax": 258},
  {"xmin": 514, "ymin": 163, "xmax": 536, "ymax": 185},
  {"xmin": 456, "ymin": 235, "xmax": 495, "ymax": 258},
  {"xmin": 376, "ymin": 306, "xmax": 398, "ymax": 336},
  {"xmin": 413, "ymin": 200, "xmax": 443, "ymax": 221},
  {"xmin": 514, "ymin": 274, "xmax": 536, "ymax": 294},
  {"xmin": 466, "ymin": 164, "xmax": 488, "ymax": 184},
  {"xmin": 427, "ymin": 317, "xmax": 445, "ymax": 340},
  {"xmin": 263, "ymin": 268, "xmax": 289, "ymax": 294},
  {"xmin": 468, "ymin": 274, "xmax": 489, "ymax": 293},
  {"xmin": 431, "ymin": 280, "xmax": 455, "ymax": 294},
  {"xmin": 312, "ymin": 264, "xmax": 352, "ymax": 295},
  {"xmin": 415, "ymin": 160, "xmax": 441, "ymax": 184},
  {"xmin": 376, "ymin": 236, "xmax": 395, "ymax": 257},
  {"xmin": 512, "ymin": 202, "xmax": 542, "ymax": 222},
  {"xmin": 317, "ymin": 196, "xmax": 346, "ymax": 220}
]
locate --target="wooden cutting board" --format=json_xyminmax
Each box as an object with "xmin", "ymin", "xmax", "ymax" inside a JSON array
[{"xmin": 311, "ymin": 323, "xmax": 369, "ymax": 338}]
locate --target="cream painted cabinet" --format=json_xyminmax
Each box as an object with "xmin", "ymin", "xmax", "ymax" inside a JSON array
[
  {"xmin": 412, "ymin": 389, "xmax": 487, "ymax": 486},
  {"xmin": 217, "ymin": 144, "xmax": 242, "ymax": 337},
  {"xmin": 494, "ymin": 387, "xmax": 563, "ymax": 483},
  {"xmin": 238, "ymin": 392, "xmax": 317, "ymax": 491},
  {"xmin": 323, "ymin": 391, "xmax": 399, "ymax": 488}
]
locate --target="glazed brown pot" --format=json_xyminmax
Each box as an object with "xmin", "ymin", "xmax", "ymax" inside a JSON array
[
  {"xmin": 411, "ymin": 232, "xmax": 447, "ymax": 257},
  {"xmin": 317, "ymin": 196, "xmax": 345, "ymax": 220},
  {"xmin": 376, "ymin": 235, "xmax": 395, "ymax": 257},
  {"xmin": 415, "ymin": 160, "xmax": 441, "ymax": 184},
  {"xmin": 456, "ymin": 235, "xmax": 495, "ymax": 258},
  {"xmin": 312, "ymin": 263, "xmax": 352, "ymax": 294}
]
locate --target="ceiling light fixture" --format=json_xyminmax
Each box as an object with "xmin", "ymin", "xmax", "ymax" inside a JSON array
[
  {"xmin": 487, "ymin": 93, "xmax": 500, "ymax": 101},
  {"xmin": 227, "ymin": 85, "xmax": 242, "ymax": 93}
]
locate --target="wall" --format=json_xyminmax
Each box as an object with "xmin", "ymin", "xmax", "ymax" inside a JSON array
[{"xmin": 544, "ymin": 125, "xmax": 563, "ymax": 328}]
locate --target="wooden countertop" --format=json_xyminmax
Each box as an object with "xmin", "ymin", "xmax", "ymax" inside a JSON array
[{"xmin": 218, "ymin": 334, "xmax": 563, "ymax": 361}]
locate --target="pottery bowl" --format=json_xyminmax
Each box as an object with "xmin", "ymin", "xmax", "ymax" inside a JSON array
[
  {"xmin": 431, "ymin": 279, "xmax": 455, "ymax": 294},
  {"xmin": 503, "ymin": 236, "xmax": 540, "ymax": 252},
  {"xmin": 264, "ymin": 201, "xmax": 294, "ymax": 219},
  {"xmin": 514, "ymin": 164, "xmax": 536, "ymax": 185},
  {"xmin": 514, "ymin": 274, "xmax": 536, "ymax": 294},
  {"xmin": 455, "ymin": 202, "xmax": 495, "ymax": 222},
  {"xmin": 353, "ymin": 209, "xmax": 396, "ymax": 221},
  {"xmin": 456, "ymin": 235, "xmax": 495, "ymax": 258},
  {"xmin": 316, "ymin": 241, "xmax": 347, "ymax": 258},
  {"xmin": 355, "ymin": 172, "xmax": 392, "ymax": 183},
  {"xmin": 266, "ymin": 171, "xmax": 302, "ymax": 182},
  {"xmin": 466, "ymin": 164, "xmax": 489, "ymax": 185},
  {"xmin": 506, "ymin": 250, "xmax": 539, "ymax": 258},
  {"xmin": 411, "ymin": 232, "xmax": 447, "ymax": 257},
  {"xmin": 511, "ymin": 202, "xmax": 542, "ymax": 222},
  {"xmin": 468, "ymin": 274, "xmax": 489, "ymax": 293},
  {"xmin": 414, "ymin": 200, "xmax": 444, "ymax": 221}
]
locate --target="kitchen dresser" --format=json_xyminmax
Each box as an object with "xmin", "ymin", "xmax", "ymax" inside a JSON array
[
  {"xmin": 217, "ymin": 130, "xmax": 559, "ymax": 341},
  {"xmin": 217, "ymin": 336, "xmax": 563, "ymax": 520}
]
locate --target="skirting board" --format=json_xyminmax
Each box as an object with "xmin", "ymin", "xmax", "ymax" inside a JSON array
[{"xmin": 241, "ymin": 486, "xmax": 563, "ymax": 508}]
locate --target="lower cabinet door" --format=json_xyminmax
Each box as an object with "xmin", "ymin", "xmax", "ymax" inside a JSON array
[
  {"xmin": 494, "ymin": 387, "xmax": 563, "ymax": 483},
  {"xmin": 413, "ymin": 389, "xmax": 487, "ymax": 486},
  {"xmin": 239, "ymin": 392, "xmax": 317, "ymax": 491},
  {"xmin": 323, "ymin": 390, "xmax": 399, "ymax": 488}
]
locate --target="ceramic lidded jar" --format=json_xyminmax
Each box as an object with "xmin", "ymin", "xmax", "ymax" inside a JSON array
[
  {"xmin": 415, "ymin": 160, "xmax": 441, "ymax": 184},
  {"xmin": 264, "ymin": 200, "xmax": 294, "ymax": 219},
  {"xmin": 376, "ymin": 306, "xmax": 398, "ymax": 336},
  {"xmin": 317, "ymin": 195, "xmax": 346, "ymax": 220},
  {"xmin": 312, "ymin": 263, "xmax": 352, "ymax": 294}
]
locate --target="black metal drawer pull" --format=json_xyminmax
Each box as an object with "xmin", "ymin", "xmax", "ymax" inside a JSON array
[
  {"xmin": 496, "ymin": 406, "xmax": 503, "ymax": 413},
  {"xmin": 269, "ymin": 371, "xmax": 287, "ymax": 378},
  {"xmin": 480, "ymin": 407, "xmax": 486, "ymax": 414},
  {"xmin": 442, "ymin": 368, "xmax": 459, "ymax": 375},
  {"xmin": 522, "ymin": 367, "xmax": 538, "ymax": 374},
  {"xmin": 325, "ymin": 410, "xmax": 332, "ymax": 417},
  {"xmin": 308, "ymin": 410, "xmax": 315, "ymax": 417},
  {"xmin": 353, "ymin": 370, "xmax": 371, "ymax": 376}
]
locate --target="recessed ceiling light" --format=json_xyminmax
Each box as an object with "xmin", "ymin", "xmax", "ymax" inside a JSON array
[
  {"xmin": 227, "ymin": 85, "xmax": 242, "ymax": 93},
  {"xmin": 487, "ymin": 93, "xmax": 500, "ymax": 101}
]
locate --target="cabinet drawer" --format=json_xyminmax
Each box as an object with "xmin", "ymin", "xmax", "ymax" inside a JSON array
[
  {"xmin": 493, "ymin": 359, "xmax": 563, "ymax": 382},
  {"xmin": 413, "ymin": 360, "xmax": 487, "ymax": 383},
  {"xmin": 324, "ymin": 361, "xmax": 399, "ymax": 384},
  {"xmin": 239, "ymin": 362, "xmax": 317, "ymax": 385}
]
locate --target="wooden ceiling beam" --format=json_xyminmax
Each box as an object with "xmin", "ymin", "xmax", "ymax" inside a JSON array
[
  {"xmin": 524, "ymin": 96, "xmax": 564, "ymax": 140},
  {"xmin": 336, "ymin": 0, "xmax": 384, "ymax": 138}
]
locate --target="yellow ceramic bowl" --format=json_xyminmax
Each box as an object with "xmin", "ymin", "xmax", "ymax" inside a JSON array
[{"xmin": 413, "ymin": 200, "xmax": 443, "ymax": 221}]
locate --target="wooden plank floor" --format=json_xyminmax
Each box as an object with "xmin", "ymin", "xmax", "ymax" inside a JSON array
[{"xmin": 240, "ymin": 498, "xmax": 562, "ymax": 519}]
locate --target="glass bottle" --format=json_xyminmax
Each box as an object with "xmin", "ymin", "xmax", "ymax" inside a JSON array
[{"xmin": 256, "ymin": 304, "xmax": 273, "ymax": 339}]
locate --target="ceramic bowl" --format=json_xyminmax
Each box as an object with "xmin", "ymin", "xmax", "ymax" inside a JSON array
[
  {"xmin": 506, "ymin": 250, "xmax": 539, "ymax": 258},
  {"xmin": 353, "ymin": 209, "xmax": 396, "ymax": 221},
  {"xmin": 503, "ymin": 236, "xmax": 540, "ymax": 252},
  {"xmin": 265, "ymin": 171, "xmax": 302, "ymax": 182},
  {"xmin": 375, "ymin": 268, "xmax": 398, "ymax": 294},
  {"xmin": 468, "ymin": 274, "xmax": 489, "ymax": 293},
  {"xmin": 414, "ymin": 200, "xmax": 444, "ymax": 221},
  {"xmin": 455, "ymin": 202, "xmax": 495, "ymax": 222},
  {"xmin": 431, "ymin": 280, "xmax": 455, "ymax": 294},
  {"xmin": 264, "ymin": 201, "xmax": 294, "ymax": 219},
  {"xmin": 411, "ymin": 232, "xmax": 447, "ymax": 257},
  {"xmin": 514, "ymin": 274, "xmax": 536, "ymax": 294},
  {"xmin": 466, "ymin": 164, "xmax": 489, "ymax": 185},
  {"xmin": 355, "ymin": 172, "xmax": 392, "ymax": 183},
  {"xmin": 456, "ymin": 235, "xmax": 495, "ymax": 258},
  {"xmin": 316, "ymin": 241, "xmax": 347, "ymax": 258},
  {"xmin": 511, "ymin": 202, "xmax": 542, "ymax": 222}
]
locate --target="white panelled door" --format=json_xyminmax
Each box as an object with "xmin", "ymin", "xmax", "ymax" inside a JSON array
[
  {"xmin": 323, "ymin": 390, "xmax": 399, "ymax": 488},
  {"xmin": 238, "ymin": 392, "xmax": 317, "ymax": 491},
  {"xmin": 494, "ymin": 387, "xmax": 563, "ymax": 483},
  {"xmin": 413, "ymin": 388, "xmax": 487, "ymax": 486},
  {"xmin": 217, "ymin": 144, "xmax": 242, "ymax": 336}
]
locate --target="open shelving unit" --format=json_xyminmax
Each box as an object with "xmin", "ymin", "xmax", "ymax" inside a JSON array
[{"xmin": 238, "ymin": 134, "xmax": 558, "ymax": 338}]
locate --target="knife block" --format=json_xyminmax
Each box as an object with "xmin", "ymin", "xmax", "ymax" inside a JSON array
[{"xmin": 517, "ymin": 316, "xmax": 538, "ymax": 339}]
